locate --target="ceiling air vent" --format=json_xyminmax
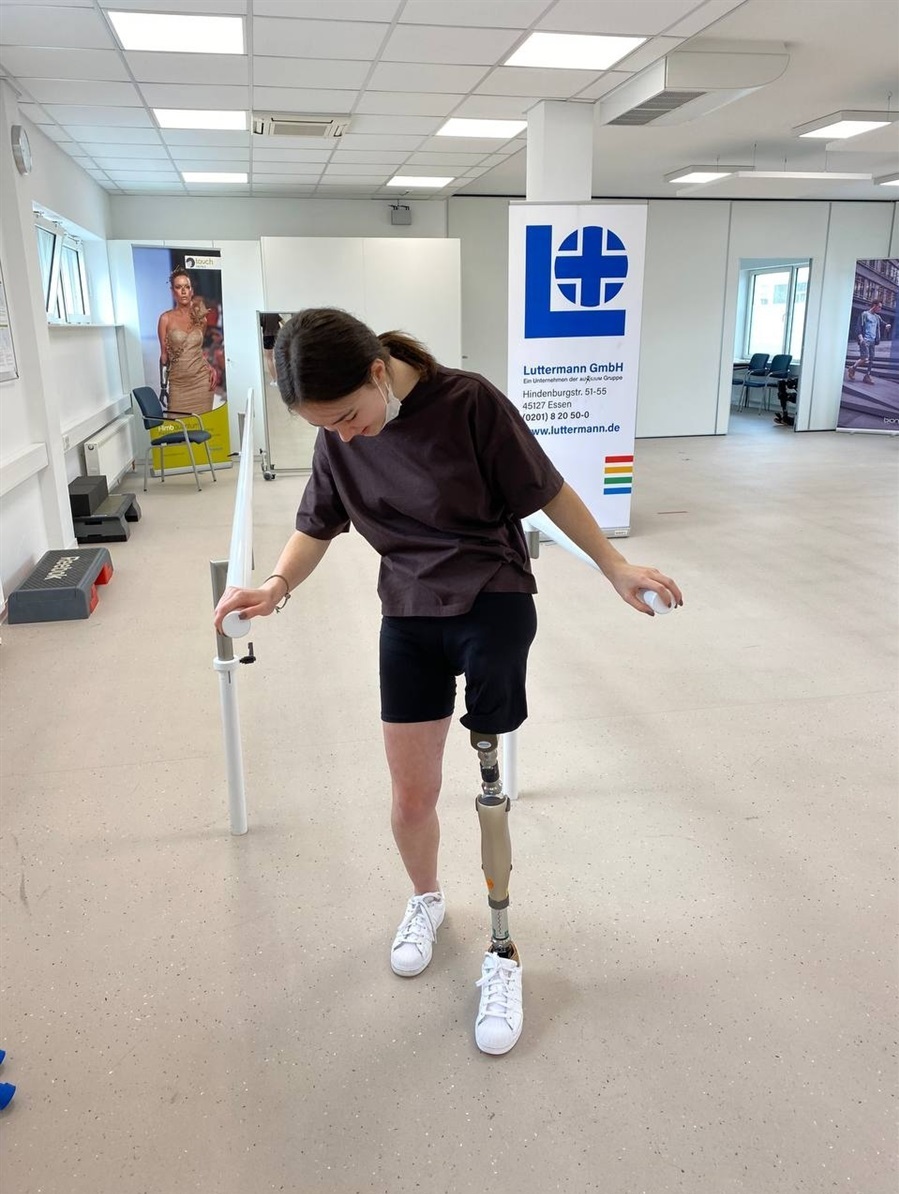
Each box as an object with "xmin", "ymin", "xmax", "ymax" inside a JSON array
[
  {"xmin": 252, "ymin": 113, "xmax": 349, "ymax": 138},
  {"xmin": 598, "ymin": 44, "xmax": 789, "ymax": 127}
]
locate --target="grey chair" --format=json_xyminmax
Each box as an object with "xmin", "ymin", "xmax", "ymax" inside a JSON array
[{"xmin": 131, "ymin": 386, "xmax": 217, "ymax": 492}]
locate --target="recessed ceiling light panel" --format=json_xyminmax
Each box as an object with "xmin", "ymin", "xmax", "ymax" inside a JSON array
[
  {"xmin": 436, "ymin": 118, "xmax": 526, "ymax": 139},
  {"xmin": 504, "ymin": 32, "xmax": 645, "ymax": 72},
  {"xmin": 387, "ymin": 176, "xmax": 454, "ymax": 188},
  {"xmin": 155, "ymin": 109, "xmax": 247, "ymax": 131},
  {"xmin": 182, "ymin": 172, "xmax": 247, "ymax": 184},
  {"xmin": 108, "ymin": 11, "xmax": 244, "ymax": 54}
]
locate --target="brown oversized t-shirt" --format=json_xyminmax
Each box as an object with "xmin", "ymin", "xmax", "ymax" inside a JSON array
[{"xmin": 294, "ymin": 366, "xmax": 564, "ymax": 616}]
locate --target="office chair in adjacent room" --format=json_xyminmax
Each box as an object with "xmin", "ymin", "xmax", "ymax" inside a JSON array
[
  {"xmin": 734, "ymin": 353, "xmax": 771, "ymax": 411},
  {"xmin": 131, "ymin": 386, "xmax": 217, "ymax": 493}
]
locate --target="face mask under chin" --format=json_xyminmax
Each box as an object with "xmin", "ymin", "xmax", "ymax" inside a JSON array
[{"xmin": 377, "ymin": 378, "xmax": 402, "ymax": 426}]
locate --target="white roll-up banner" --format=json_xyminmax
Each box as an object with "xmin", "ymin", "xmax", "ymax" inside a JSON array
[{"xmin": 508, "ymin": 204, "xmax": 647, "ymax": 535}]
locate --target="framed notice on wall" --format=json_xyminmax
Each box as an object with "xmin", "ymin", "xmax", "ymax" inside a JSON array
[{"xmin": 0, "ymin": 255, "xmax": 18, "ymax": 382}]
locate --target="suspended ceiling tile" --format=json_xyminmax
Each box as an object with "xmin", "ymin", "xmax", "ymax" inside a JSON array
[
  {"xmin": 251, "ymin": 146, "xmax": 333, "ymax": 161},
  {"xmin": 329, "ymin": 149, "xmax": 412, "ymax": 164},
  {"xmin": 105, "ymin": 169, "xmax": 182, "ymax": 180},
  {"xmin": 169, "ymin": 146, "xmax": 249, "ymax": 161},
  {"xmin": 138, "ymin": 83, "xmax": 250, "ymax": 109},
  {"xmin": 0, "ymin": 5, "xmax": 115, "ymax": 50},
  {"xmin": 354, "ymin": 91, "xmax": 464, "ymax": 117},
  {"xmin": 252, "ymin": 57, "xmax": 370, "ymax": 89},
  {"xmin": 539, "ymin": 0, "xmax": 697, "ymax": 35},
  {"xmin": 337, "ymin": 133, "xmax": 428, "ymax": 150},
  {"xmin": 31, "ymin": 122, "xmax": 69, "ymax": 142},
  {"xmin": 82, "ymin": 143, "xmax": 171, "ymax": 159},
  {"xmin": 381, "ymin": 23, "xmax": 520, "ymax": 65},
  {"xmin": 400, "ymin": 0, "xmax": 548, "ymax": 28},
  {"xmin": 451, "ymin": 94, "xmax": 540, "ymax": 118},
  {"xmin": 171, "ymin": 158, "xmax": 251, "ymax": 173},
  {"xmin": 46, "ymin": 105, "xmax": 154, "ymax": 127},
  {"xmin": 62, "ymin": 125, "xmax": 163, "ymax": 143},
  {"xmin": 252, "ymin": 171, "xmax": 324, "ymax": 182},
  {"xmin": 667, "ymin": 0, "xmax": 747, "ymax": 37},
  {"xmin": 125, "ymin": 52, "xmax": 249, "ymax": 86},
  {"xmin": 161, "ymin": 129, "xmax": 250, "ymax": 147},
  {"xmin": 348, "ymin": 114, "xmax": 443, "ymax": 135},
  {"xmin": 0, "ymin": 47, "xmax": 129, "ymax": 80},
  {"xmin": 574, "ymin": 71, "xmax": 631, "ymax": 101},
  {"xmin": 109, "ymin": 0, "xmax": 247, "ymax": 11},
  {"xmin": 476, "ymin": 65, "xmax": 601, "ymax": 98},
  {"xmin": 612, "ymin": 36, "xmax": 683, "ymax": 74},
  {"xmin": 252, "ymin": 87, "xmax": 359, "ymax": 111},
  {"xmin": 92, "ymin": 156, "xmax": 174, "ymax": 170},
  {"xmin": 417, "ymin": 135, "xmax": 516, "ymax": 154},
  {"xmin": 367, "ymin": 62, "xmax": 487, "ymax": 93},
  {"xmin": 248, "ymin": 161, "xmax": 325, "ymax": 174},
  {"xmin": 405, "ymin": 151, "xmax": 490, "ymax": 166},
  {"xmin": 319, "ymin": 173, "xmax": 392, "ymax": 184},
  {"xmin": 252, "ymin": 17, "xmax": 387, "ymax": 59},
  {"xmin": 255, "ymin": 0, "xmax": 400, "ymax": 20},
  {"xmin": 21, "ymin": 79, "xmax": 144, "ymax": 107}
]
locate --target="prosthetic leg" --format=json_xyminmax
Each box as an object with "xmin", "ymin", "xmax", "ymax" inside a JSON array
[
  {"xmin": 472, "ymin": 730, "xmax": 523, "ymax": 1054},
  {"xmin": 472, "ymin": 731, "xmax": 516, "ymax": 960}
]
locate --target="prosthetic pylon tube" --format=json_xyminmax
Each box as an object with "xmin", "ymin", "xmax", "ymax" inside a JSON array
[{"xmin": 472, "ymin": 731, "xmax": 515, "ymax": 958}]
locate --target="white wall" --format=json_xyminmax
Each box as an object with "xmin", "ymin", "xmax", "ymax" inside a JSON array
[
  {"xmin": 109, "ymin": 196, "xmax": 447, "ymax": 242},
  {"xmin": 448, "ymin": 195, "xmax": 899, "ymax": 439}
]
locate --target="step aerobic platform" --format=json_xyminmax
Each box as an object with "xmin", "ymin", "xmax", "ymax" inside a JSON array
[
  {"xmin": 7, "ymin": 548, "xmax": 114, "ymax": 624},
  {"xmin": 73, "ymin": 493, "xmax": 141, "ymax": 544}
]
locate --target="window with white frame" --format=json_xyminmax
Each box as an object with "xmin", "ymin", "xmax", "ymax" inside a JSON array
[
  {"xmin": 744, "ymin": 263, "xmax": 809, "ymax": 362},
  {"xmin": 33, "ymin": 212, "xmax": 91, "ymax": 324}
]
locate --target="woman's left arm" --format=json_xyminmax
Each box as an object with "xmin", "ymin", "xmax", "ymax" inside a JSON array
[{"xmin": 541, "ymin": 482, "xmax": 683, "ymax": 614}]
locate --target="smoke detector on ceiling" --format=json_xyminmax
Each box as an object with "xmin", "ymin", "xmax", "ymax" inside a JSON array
[
  {"xmin": 252, "ymin": 112, "xmax": 349, "ymax": 138},
  {"xmin": 598, "ymin": 42, "xmax": 789, "ymax": 127}
]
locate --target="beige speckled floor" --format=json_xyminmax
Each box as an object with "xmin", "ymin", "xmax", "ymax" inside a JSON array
[{"xmin": 1, "ymin": 414, "xmax": 897, "ymax": 1193}]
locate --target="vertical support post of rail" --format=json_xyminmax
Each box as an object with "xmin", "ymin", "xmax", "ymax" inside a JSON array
[{"xmin": 211, "ymin": 559, "xmax": 248, "ymax": 835}]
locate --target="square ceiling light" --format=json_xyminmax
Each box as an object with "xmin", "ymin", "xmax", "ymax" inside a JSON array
[
  {"xmin": 436, "ymin": 118, "xmax": 527, "ymax": 138},
  {"xmin": 155, "ymin": 109, "xmax": 247, "ymax": 131},
  {"xmin": 504, "ymin": 32, "xmax": 645, "ymax": 71},
  {"xmin": 108, "ymin": 11, "xmax": 244, "ymax": 54},
  {"xmin": 387, "ymin": 176, "xmax": 454, "ymax": 188},
  {"xmin": 664, "ymin": 165, "xmax": 747, "ymax": 184},
  {"xmin": 182, "ymin": 172, "xmax": 247, "ymax": 184},
  {"xmin": 794, "ymin": 110, "xmax": 896, "ymax": 139}
]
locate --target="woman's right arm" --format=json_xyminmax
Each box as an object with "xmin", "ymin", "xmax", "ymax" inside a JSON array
[{"xmin": 212, "ymin": 531, "xmax": 331, "ymax": 633}]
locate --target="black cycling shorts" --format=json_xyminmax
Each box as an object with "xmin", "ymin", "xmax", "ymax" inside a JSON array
[{"xmin": 379, "ymin": 592, "xmax": 537, "ymax": 734}]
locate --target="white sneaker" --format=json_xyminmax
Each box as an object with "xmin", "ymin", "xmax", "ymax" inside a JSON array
[
  {"xmin": 390, "ymin": 892, "xmax": 445, "ymax": 977},
  {"xmin": 475, "ymin": 951, "xmax": 523, "ymax": 1055}
]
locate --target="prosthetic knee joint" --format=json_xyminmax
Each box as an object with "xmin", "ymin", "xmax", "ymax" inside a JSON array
[{"xmin": 471, "ymin": 731, "xmax": 516, "ymax": 959}]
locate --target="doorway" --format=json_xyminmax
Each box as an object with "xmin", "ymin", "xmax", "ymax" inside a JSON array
[{"xmin": 729, "ymin": 258, "xmax": 810, "ymax": 435}]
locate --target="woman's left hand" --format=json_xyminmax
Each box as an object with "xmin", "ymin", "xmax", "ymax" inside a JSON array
[{"xmin": 607, "ymin": 562, "xmax": 683, "ymax": 615}]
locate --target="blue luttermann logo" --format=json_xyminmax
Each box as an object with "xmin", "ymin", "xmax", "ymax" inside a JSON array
[{"xmin": 524, "ymin": 224, "xmax": 628, "ymax": 339}]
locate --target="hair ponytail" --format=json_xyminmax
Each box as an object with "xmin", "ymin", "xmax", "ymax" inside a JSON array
[{"xmin": 377, "ymin": 330, "xmax": 437, "ymax": 381}]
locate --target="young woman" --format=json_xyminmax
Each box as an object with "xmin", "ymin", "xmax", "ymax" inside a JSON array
[
  {"xmin": 213, "ymin": 308, "xmax": 682, "ymax": 1055},
  {"xmin": 157, "ymin": 270, "xmax": 216, "ymax": 414}
]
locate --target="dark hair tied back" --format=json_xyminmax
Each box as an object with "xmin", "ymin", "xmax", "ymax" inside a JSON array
[{"xmin": 274, "ymin": 307, "xmax": 437, "ymax": 407}]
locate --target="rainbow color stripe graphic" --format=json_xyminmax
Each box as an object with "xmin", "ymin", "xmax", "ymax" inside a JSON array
[{"xmin": 604, "ymin": 454, "xmax": 633, "ymax": 495}]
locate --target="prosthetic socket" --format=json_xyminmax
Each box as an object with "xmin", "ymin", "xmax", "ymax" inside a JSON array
[{"xmin": 472, "ymin": 731, "xmax": 515, "ymax": 958}]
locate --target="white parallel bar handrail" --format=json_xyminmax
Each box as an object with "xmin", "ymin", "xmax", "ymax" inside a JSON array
[
  {"xmin": 221, "ymin": 393, "xmax": 256, "ymax": 639},
  {"xmin": 212, "ymin": 388, "xmax": 257, "ymax": 835}
]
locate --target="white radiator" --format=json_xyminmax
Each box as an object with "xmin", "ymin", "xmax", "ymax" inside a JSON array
[{"xmin": 84, "ymin": 415, "xmax": 135, "ymax": 487}]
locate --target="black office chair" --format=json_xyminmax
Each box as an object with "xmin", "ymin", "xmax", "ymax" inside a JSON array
[
  {"xmin": 131, "ymin": 386, "xmax": 217, "ymax": 493},
  {"xmin": 730, "ymin": 351, "xmax": 768, "ymax": 408}
]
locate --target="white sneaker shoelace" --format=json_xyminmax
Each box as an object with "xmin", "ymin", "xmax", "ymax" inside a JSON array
[
  {"xmin": 476, "ymin": 953, "xmax": 522, "ymax": 1027},
  {"xmin": 394, "ymin": 895, "xmax": 440, "ymax": 952}
]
